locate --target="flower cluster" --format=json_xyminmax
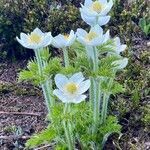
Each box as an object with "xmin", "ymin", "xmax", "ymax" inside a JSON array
[{"xmin": 17, "ymin": 0, "xmax": 128, "ymax": 149}]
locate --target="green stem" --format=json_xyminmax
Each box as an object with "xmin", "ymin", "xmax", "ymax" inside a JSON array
[
  {"xmin": 101, "ymin": 93, "xmax": 110, "ymax": 124},
  {"xmin": 62, "ymin": 47, "xmax": 69, "ymax": 67},
  {"xmin": 89, "ymin": 77, "xmax": 95, "ymax": 109},
  {"xmin": 43, "ymin": 60, "xmax": 54, "ymax": 107},
  {"xmin": 92, "ymin": 78, "xmax": 101, "ymax": 134},
  {"xmin": 87, "ymin": 46, "xmax": 100, "ymax": 134},
  {"xmin": 101, "ymin": 78, "xmax": 114, "ymax": 124},
  {"xmin": 94, "ymin": 79, "xmax": 101, "ymax": 125},
  {"xmin": 63, "ymin": 104, "xmax": 74, "ymax": 150},
  {"xmin": 34, "ymin": 49, "xmax": 52, "ymax": 113},
  {"xmin": 93, "ymin": 47, "xmax": 99, "ymax": 72}
]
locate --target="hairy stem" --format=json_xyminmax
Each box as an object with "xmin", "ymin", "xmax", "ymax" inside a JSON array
[
  {"xmin": 93, "ymin": 47, "xmax": 99, "ymax": 72},
  {"xmin": 63, "ymin": 104, "xmax": 74, "ymax": 150},
  {"xmin": 62, "ymin": 47, "xmax": 69, "ymax": 67},
  {"xmin": 101, "ymin": 93, "xmax": 110, "ymax": 124},
  {"xmin": 89, "ymin": 77, "xmax": 95, "ymax": 109},
  {"xmin": 101, "ymin": 78, "xmax": 113, "ymax": 124},
  {"xmin": 34, "ymin": 49, "xmax": 53, "ymax": 113},
  {"xmin": 94, "ymin": 79, "xmax": 101, "ymax": 127}
]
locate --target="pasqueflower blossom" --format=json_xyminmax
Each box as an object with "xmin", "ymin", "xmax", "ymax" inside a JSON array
[
  {"xmin": 52, "ymin": 30, "xmax": 76, "ymax": 48},
  {"xmin": 16, "ymin": 28, "xmax": 52, "ymax": 49},
  {"xmin": 80, "ymin": 0, "xmax": 113, "ymax": 26},
  {"xmin": 76, "ymin": 25, "xmax": 109, "ymax": 46},
  {"xmin": 53, "ymin": 72, "xmax": 90, "ymax": 103}
]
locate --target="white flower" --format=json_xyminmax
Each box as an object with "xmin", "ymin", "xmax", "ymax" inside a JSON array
[
  {"xmin": 80, "ymin": 0, "xmax": 113, "ymax": 26},
  {"xmin": 76, "ymin": 25, "xmax": 110, "ymax": 46},
  {"xmin": 112, "ymin": 58, "xmax": 128, "ymax": 70},
  {"xmin": 16, "ymin": 28, "xmax": 52, "ymax": 50},
  {"xmin": 113, "ymin": 37, "xmax": 127, "ymax": 55},
  {"xmin": 53, "ymin": 72, "xmax": 90, "ymax": 104},
  {"xmin": 52, "ymin": 30, "xmax": 76, "ymax": 48}
]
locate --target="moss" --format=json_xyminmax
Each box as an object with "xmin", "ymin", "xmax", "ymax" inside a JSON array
[
  {"xmin": 0, "ymin": 82, "xmax": 13, "ymax": 95},
  {"xmin": 141, "ymin": 105, "xmax": 150, "ymax": 126},
  {"xmin": 0, "ymin": 81, "xmax": 39, "ymax": 96}
]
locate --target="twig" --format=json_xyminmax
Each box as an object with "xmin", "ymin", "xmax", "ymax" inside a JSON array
[
  {"xmin": 0, "ymin": 135, "xmax": 30, "ymax": 140},
  {"xmin": 35, "ymin": 143, "xmax": 55, "ymax": 150},
  {"xmin": 0, "ymin": 111, "xmax": 41, "ymax": 116}
]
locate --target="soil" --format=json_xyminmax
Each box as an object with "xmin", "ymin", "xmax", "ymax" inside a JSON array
[{"xmin": 0, "ymin": 62, "xmax": 48, "ymax": 150}]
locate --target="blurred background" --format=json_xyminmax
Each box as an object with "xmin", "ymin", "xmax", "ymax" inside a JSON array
[{"xmin": 0, "ymin": 0, "xmax": 149, "ymax": 61}]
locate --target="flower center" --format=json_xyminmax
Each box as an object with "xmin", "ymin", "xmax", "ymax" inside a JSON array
[
  {"xmin": 85, "ymin": 31, "xmax": 98, "ymax": 41},
  {"xmin": 65, "ymin": 83, "xmax": 78, "ymax": 94},
  {"xmin": 64, "ymin": 34, "xmax": 69, "ymax": 40},
  {"xmin": 29, "ymin": 33, "xmax": 42, "ymax": 44},
  {"xmin": 91, "ymin": 1, "xmax": 103, "ymax": 13}
]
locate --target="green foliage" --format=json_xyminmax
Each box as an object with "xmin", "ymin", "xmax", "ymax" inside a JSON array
[
  {"xmin": 139, "ymin": 18, "xmax": 150, "ymax": 36},
  {"xmin": 141, "ymin": 105, "xmax": 150, "ymax": 126},
  {"xmin": 97, "ymin": 39, "xmax": 115, "ymax": 54},
  {"xmin": 97, "ymin": 55, "xmax": 120, "ymax": 78},
  {"xmin": 26, "ymin": 102, "xmax": 121, "ymax": 149},
  {"xmin": 70, "ymin": 41, "xmax": 86, "ymax": 56},
  {"xmin": 99, "ymin": 116, "xmax": 121, "ymax": 136},
  {"xmin": 101, "ymin": 78, "xmax": 125, "ymax": 94},
  {"xmin": 26, "ymin": 125, "xmax": 57, "ymax": 149},
  {"xmin": 18, "ymin": 60, "xmax": 42, "ymax": 85},
  {"xmin": 0, "ymin": 0, "xmax": 86, "ymax": 60},
  {"xmin": 19, "ymin": 56, "xmax": 62, "ymax": 85},
  {"xmin": 111, "ymin": 81, "xmax": 125, "ymax": 94},
  {"xmin": 70, "ymin": 41, "xmax": 120, "ymax": 78},
  {"xmin": 44, "ymin": 58, "xmax": 62, "ymax": 77}
]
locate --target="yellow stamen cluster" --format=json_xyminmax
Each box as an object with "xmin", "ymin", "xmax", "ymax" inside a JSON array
[
  {"xmin": 85, "ymin": 31, "xmax": 98, "ymax": 41},
  {"xmin": 28, "ymin": 33, "xmax": 42, "ymax": 44},
  {"xmin": 64, "ymin": 34, "xmax": 69, "ymax": 40},
  {"xmin": 65, "ymin": 83, "xmax": 78, "ymax": 94},
  {"xmin": 91, "ymin": 1, "xmax": 103, "ymax": 13}
]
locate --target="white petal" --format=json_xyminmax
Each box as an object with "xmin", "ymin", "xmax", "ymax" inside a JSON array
[
  {"xmin": 54, "ymin": 74, "xmax": 68, "ymax": 91},
  {"xmin": 84, "ymin": 0, "xmax": 93, "ymax": 7},
  {"xmin": 41, "ymin": 32, "xmax": 52, "ymax": 47},
  {"xmin": 77, "ymin": 36, "xmax": 87, "ymax": 45},
  {"xmin": 72, "ymin": 94, "xmax": 87, "ymax": 103},
  {"xmin": 16, "ymin": 37, "xmax": 31, "ymax": 49},
  {"xmin": 66, "ymin": 30, "xmax": 76, "ymax": 46},
  {"xmin": 90, "ymin": 37, "xmax": 103, "ymax": 46},
  {"xmin": 29, "ymin": 43, "xmax": 41, "ymax": 50},
  {"xmin": 98, "ymin": 0, "xmax": 107, "ymax": 4},
  {"xmin": 52, "ymin": 34, "xmax": 66, "ymax": 48},
  {"xmin": 90, "ymin": 25, "xmax": 103, "ymax": 36},
  {"xmin": 119, "ymin": 45, "xmax": 127, "ymax": 52},
  {"xmin": 80, "ymin": 11, "xmax": 97, "ymax": 26},
  {"xmin": 98, "ymin": 16, "xmax": 110, "ymax": 26},
  {"xmin": 53, "ymin": 89, "xmax": 68, "ymax": 103},
  {"xmin": 114, "ymin": 37, "xmax": 121, "ymax": 46},
  {"xmin": 33, "ymin": 28, "xmax": 44, "ymax": 36},
  {"xmin": 76, "ymin": 28, "xmax": 87, "ymax": 37},
  {"xmin": 20, "ymin": 33, "xmax": 28, "ymax": 41},
  {"xmin": 70, "ymin": 72, "xmax": 84, "ymax": 84},
  {"xmin": 80, "ymin": 6, "xmax": 97, "ymax": 16},
  {"xmin": 102, "ymin": 30, "xmax": 110, "ymax": 44},
  {"xmin": 112, "ymin": 58, "xmax": 128, "ymax": 69},
  {"xmin": 100, "ymin": 0, "xmax": 113, "ymax": 15},
  {"xmin": 78, "ymin": 80, "xmax": 90, "ymax": 94}
]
